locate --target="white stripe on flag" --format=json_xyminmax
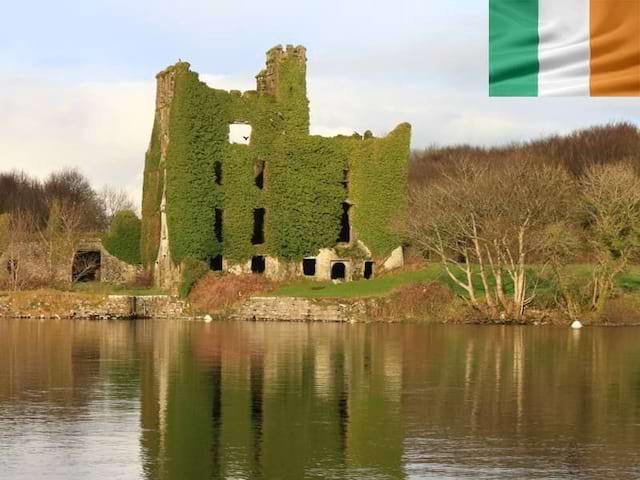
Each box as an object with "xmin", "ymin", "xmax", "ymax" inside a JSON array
[{"xmin": 538, "ymin": 0, "xmax": 590, "ymax": 96}]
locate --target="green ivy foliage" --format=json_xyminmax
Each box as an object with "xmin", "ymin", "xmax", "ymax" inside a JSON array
[
  {"xmin": 179, "ymin": 258, "xmax": 209, "ymax": 297},
  {"xmin": 349, "ymin": 123, "xmax": 411, "ymax": 257},
  {"xmin": 141, "ymin": 46, "xmax": 410, "ymax": 278},
  {"xmin": 140, "ymin": 119, "xmax": 163, "ymax": 266},
  {"xmin": 266, "ymin": 136, "xmax": 346, "ymax": 259},
  {"xmin": 103, "ymin": 210, "xmax": 142, "ymax": 265},
  {"xmin": 165, "ymin": 65, "xmax": 229, "ymax": 263}
]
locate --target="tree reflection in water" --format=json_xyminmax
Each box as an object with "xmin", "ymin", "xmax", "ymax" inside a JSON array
[{"xmin": 0, "ymin": 320, "xmax": 639, "ymax": 479}]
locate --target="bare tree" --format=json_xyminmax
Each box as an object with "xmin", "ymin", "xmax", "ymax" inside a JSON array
[
  {"xmin": 580, "ymin": 161, "xmax": 640, "ymax": 311},
  {"xmin": 44, "ymin": 168, "xmax": 107, "ymax": 231},
  {"xmin": 407, "ymin": 157, "xmax": 576, "ymax": 320},
  {"xmin": 35, "ymin": 199, "xmax": 89, "ymax": 287},
  {"xmin": 99, "ymin": 186, "xmax": 137, "ymax": 221},
  {"xmin": 2, "ymin": 211, "xmax": 36, "ymax": 291}
]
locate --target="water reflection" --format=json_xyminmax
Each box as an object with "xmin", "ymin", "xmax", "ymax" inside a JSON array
[{"xmin": 1, "ymin": 320, "xmax": 640, "ymax": 479}]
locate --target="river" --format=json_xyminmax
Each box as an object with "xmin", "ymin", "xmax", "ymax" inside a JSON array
[{"xmin": 0, "ymin": 319, "xmax": 639, "ymax": 479}]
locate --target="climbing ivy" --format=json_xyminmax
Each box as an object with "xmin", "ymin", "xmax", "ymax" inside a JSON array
[
  {"xmin": 349, "ymin": 123, "xmax": 411, "ymax": 257},
  {"xmin": 140, "ymin": 46, "xmax": 410, "ymax": 280},
  {"xmin": 140, "ymin": 119, "xmax": 163, "ymax": 267},
  {"xmin": 266, "ymin": 135, "xmax": 346, "ymax": 259},
  {"xmin": 164, "ymin": 65, "xmax": 228, "ymax": 263},
  {"xmin": 103, "ymin": 210, "xmax": 142, "ymax": 265},
  {"xmin": 179, "ymin": 258, "xmax": 209, "ymax": 297}
]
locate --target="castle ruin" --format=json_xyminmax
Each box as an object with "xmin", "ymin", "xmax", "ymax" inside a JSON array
[{"xmin": 141, "ymin": 45, "xmax": 411, "ymax": 291}]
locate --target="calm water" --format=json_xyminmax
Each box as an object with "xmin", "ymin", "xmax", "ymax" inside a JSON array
[{"xmin": 0, "ymin": 320, "xmax": 639, "ymax": 479}]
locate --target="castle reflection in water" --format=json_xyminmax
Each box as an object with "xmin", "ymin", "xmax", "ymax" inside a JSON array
[{"xmin": 1, "ymin": 320, "xmax": 640, "ymax": 479}]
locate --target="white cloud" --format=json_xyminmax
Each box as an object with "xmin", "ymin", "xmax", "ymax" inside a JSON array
[
  {"xmin": 2, "ymin": 63, "xmax": 640, "ymax": 203},
  {"xmin": 0, "ymin": 72, "xmax": 155, "ymax": 207}
]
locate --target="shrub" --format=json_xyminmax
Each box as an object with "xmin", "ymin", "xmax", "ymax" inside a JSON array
[
  {"xmin": 179, "ymin": 258, "xmax": 209, "ymax": 297},
  {"xmin": 189, "ymin": 273, "xmax": 274, "ymax": 314},
  {"xmin": 597, "ymin": 295, "xmax": 640, "ymax": 325},
  {"xmin": 373, "ymin": 281, "xmax": 456, "ymax": 322},
  {"xmin": 103, "ymin": 210, "xmax": 142, "ymax": 265}
]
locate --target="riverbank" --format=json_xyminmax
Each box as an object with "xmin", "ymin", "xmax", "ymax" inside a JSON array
[{"xmin": 2, "ymin": 264, "xmax": 640, "ymax": 325}]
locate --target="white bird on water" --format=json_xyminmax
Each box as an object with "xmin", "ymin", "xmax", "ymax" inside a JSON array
[
  {"xmin": 571, "ymin": 320, "xmax": 583, "ymax": 329},
  {"xmin": 203, "ymin": 314, "xmax": 213, "ymax": 323}
]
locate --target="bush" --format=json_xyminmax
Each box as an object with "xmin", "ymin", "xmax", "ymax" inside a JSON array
[
  {"xmin": 596, "ymin": 295, "xmax": 640, "ymax": 325},
  {"xmin": 103, "ymin": 210, "xmax": 142, "ymax": 265},
  {"xmin": 373, "ymin": 281, "xmax": 456, "ymax": 322},
  {"xmin": 179, "ymin": 258, "xmax": 209, "ymax": 298},
  {"xmin": 189, "ymin": 273, "xmax": 274, "ymax": 313}
]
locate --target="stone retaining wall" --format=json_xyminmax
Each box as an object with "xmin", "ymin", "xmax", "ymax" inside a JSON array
[
  {"xmin": 231, "ymin": 296, "xmax": 375, "ymax": 323},
  {"xmin": 0, "ymin": 294, "xmax": 186, "ymax": 320}
]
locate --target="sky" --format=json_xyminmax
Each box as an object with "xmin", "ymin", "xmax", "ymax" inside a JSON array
[{"xmin": 1, "ymin": 0, "xmax": 639, "ymax": 207}]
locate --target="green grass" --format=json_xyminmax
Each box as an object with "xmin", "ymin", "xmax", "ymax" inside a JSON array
[
  {"xmin": 274, "ymin": 263, "xmax": 640, "ymax": 300},
  {"xmin": 71, "ymin": 282, "xmax": 167, "ymax": 296},
  {"xmin": 276, "ymin": 264, "xmax": 449, "ymax": 299}
]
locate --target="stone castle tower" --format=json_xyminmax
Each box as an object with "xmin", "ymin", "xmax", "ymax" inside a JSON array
[{"xmin": 141, "ymin": 45, "xmax": 411, "ymax": 292}]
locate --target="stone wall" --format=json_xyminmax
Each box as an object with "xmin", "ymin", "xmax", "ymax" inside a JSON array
[
  {"xmin": 135, "ymin": 295, "xmax": 187, "ymax": 318},
  {"xmin": 0, "ymin": 293, "xmax": 186, "ymax": 320},
  {"xmin": 100, "ymin": 248, "xmax": 141, "ymax": 284},
  {"xmin": 231, "ymin": 296, "xmax": 377, "ymax": 323}
]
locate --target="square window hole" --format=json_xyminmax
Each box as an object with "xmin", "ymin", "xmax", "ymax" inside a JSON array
[
  {"xmin": 303, "ymin": 258, "xmax": 316, "ymax": 276},
  {"xmin": 251, "ymin": 256, "xmax": 265, "ymax": 274}
]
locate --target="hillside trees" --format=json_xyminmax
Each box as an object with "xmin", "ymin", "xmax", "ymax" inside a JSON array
[
  {"xmin": 408, "ymin": 158, "xmax": 576, "ymax": 320},
  {"xmin": 0, "ymin": 168, "xmax": 116, "ymax": 231},
  {"xmin": 407, "ymin": 124, "xmax": 640, "ymax": 319},
  {"xmin": 579, "ymin": 162, "xmax": 640, "ymax": 311}
]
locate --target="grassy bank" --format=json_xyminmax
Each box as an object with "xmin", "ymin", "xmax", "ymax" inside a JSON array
[
  {"xmin": 275, "ymin": 264, "xmax": 445, "ymax": 298},
  {"xmin": 271, "ymin": 264, "xmax": 640, "ymax": 325},
  {"xmin": 276, "ymin": 264, "xmax": 640, "ymax": 300}
]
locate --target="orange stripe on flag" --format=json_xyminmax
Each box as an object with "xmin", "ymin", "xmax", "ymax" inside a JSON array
[{"xmin": 590, "ymin": 0, "xmax": 640, "ymax": 96}]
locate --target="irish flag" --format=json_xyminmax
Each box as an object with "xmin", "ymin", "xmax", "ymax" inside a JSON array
[{"xmin": 490, "ymin": 0, "xmax": 640, "ymax": 96}]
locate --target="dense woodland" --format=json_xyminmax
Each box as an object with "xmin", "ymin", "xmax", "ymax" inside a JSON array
[
  {"xmin": 407, "ymin": 123, "xmax": 640, "ymax": 320},
  {"xmin": 0, "ymin": 169, "xmax": 137, "ymax": 230}
]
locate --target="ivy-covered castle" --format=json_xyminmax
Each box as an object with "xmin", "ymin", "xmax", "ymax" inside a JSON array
[{"xmin": 141, "ymin": 45, "xmax": 411, "ymax": 291}]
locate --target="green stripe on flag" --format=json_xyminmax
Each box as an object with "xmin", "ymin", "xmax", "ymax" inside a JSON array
[{"xmin": 489, "ymin": 0, "xmax": 540, "ymax": 97}]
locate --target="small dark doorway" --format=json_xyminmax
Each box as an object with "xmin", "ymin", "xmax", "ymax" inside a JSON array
[
  {"xmin": 251, "ymin": 256, "xmax": 266, "ymax": 274},
  {"xmin": 363, "ymin": 261, "xmax": 374, "ymax": 280},
  {"xmin": 73, "ymin": 251, "xmax": 101, "ymax": 282},
  {"xmin": 252, "ymin": 208, "xmax": 265, "ymax": 245},
  {"xmin": 341, "ymin": 169, "xmax": 349, "ymax": 189},
  {"xmin": 215, "ymin": 209, "xmax": 224, "ymax": 243},
  {"xmin": 338, "ymin": 203, "xmax": 351, "ymax": 243},
  {"xmin": 303, "ymin": 258, "xmax": 316, "ymax": 276},
  {"xmin": 331, "ymin": 262, "xmax": 346, "ymax": 280},
  {"xmin": 210, "ymin": 255, "xmax": 223, "ymax": 272},
  {"xmin": 255, "ymin": 161, "xmax": 265, "ymax": 189},
  {"xmin": 214, "ymin": 161, "xmax": 223, "ymax": 185}
]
